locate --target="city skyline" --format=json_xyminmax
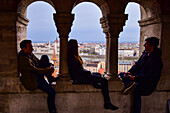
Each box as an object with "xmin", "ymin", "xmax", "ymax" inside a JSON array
[{"xmin": 27, "ymin": 2, "xmax": 141, "ymax": 43}]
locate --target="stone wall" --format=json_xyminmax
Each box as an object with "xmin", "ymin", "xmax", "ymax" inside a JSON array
[{"xmin": 0, "ymin": 79, "xmax": 169, "ymax": 113}]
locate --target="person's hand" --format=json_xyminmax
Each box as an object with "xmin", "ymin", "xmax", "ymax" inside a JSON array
[
  {"xmin": 124, "ymin": 72, "xmax": 131, "ymax": 77},
  {"xmin": 50, "ymin": 66, "xmax": 54, "ymax": 73},
  {"xmin": 125, "ymin": 72, "xmax": 135, "ymax": 81},
  {"xmin": 103, "ymin": 74, "xmax": 111, "ymax": 80},
  {"xmin": 129, "ymin": 76, "xmax": 135, "ymax": 81}
]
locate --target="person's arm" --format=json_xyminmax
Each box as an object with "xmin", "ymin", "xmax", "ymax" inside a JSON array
[
  {"xmin": 82, "ymin": 68, "xmax": 91, "ymax": 75},
  {"xmin": 128, "ymin": 51, "xmax": 147, "ymax": 75},
  {"xmin": 68, "ymin": 56, "xmax": 90, "ymax": 80},
  {"xmin": 68, "ymin": 56, "xmax": 83, "ymax": 74},
  {"xmin": 19, "ymin": 55, "xmax": 52, "ymax": 75},
  {"xmin": 133, "ymin": 57, "xmax": 163, "ymax": 82}
]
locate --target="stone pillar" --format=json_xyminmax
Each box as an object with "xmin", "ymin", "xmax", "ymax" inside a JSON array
[
  {"xmin": 0, "ymin": 12, "xmax": 18, "ymax": 75},
  {"xmin": 100, "ymin": 17, "xmax": 110, "ymax": 74},
  {"xmin": 107, "ymin": 34, "xmax": 118, "ymax": 76},
  {"xmin": 157, "ymin": 14, "xmax": 170, "ymax": 90},
  {"xmin": 104, "ymin": 33, "xmax": 109, "ymax": 73},
  {"xmin": 101, "ymin": 14, "xmax": 127, "ymax": 76},
  {"xmin": 53, "ymin": 13, "xmax": 74, "ymax": 77},
  {"xmin": 0, "ymin": 11, "xmax": 20, "ymax": 95},
  {"xmin": 16, "ymin": 14, "xmax": 29, "ymax": 52}
]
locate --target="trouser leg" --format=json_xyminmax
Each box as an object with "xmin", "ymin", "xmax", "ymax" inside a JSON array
[
  {"xmin": 37, "ymin": 75, "xmax": 56, "ymax": 113},
  {"xmin": 89, "ymin": 74, "xmax": 110, "ymax": 103},
  {"xmin": 119, "ymin": 72, "xmax": 132, "ymax": 86},
  {"xmin": 133, "ymin": 85, "xmax": 141, "ymax": 113}
]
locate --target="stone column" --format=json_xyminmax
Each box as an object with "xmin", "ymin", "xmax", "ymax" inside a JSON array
[
  {"xmin": 0, "ymin": 11, "xmax": 20, "ymax": 93},
  {"xmin": 157, "ymin": 14, "xmax": 170, "ymax": 90},
  {"xmin": 100, "ymin": 16, "xmax": 110, "ymax": 74},
  {"xmin": 107, "ymin": 34, "xmax": 118, "ymax": 76},
  {"xmin": 53, "ymin": 13, "xmax": 74, "ymax": 77},
  {"xmin": 104, "ymin": 33, "xmax": 110, "ymax": 73},
  {"xmin": 105, "ymin": 14, "xmax": 127, "ymax": 76}
]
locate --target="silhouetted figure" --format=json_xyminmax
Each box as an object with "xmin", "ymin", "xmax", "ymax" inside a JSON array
[
  {"xmin": 67, "ymin": 39, "xmax": 118, "ymax": 110},
  {"xmin": 37, "ymin": 55, "xmax": 60, "ymax": 84},
  {"xmin": 119, "ymin": 37, "xmax": 163, "ymax": 113},
  {"xmin": 18, "ymin": 40, "xmax": 57, "ymax": 113}
]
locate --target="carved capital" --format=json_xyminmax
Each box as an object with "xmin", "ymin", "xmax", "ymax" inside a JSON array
[
  {"xmin": 100, "ymin": 14, "xmax": 128, "ymax": 37},
  {"xmin": 100, "ymin": 16, "xmax": 109, "ymax": 33},
  {"xmin": 53, "ymin": 13, "xmax": 74, "ymax": 37},
  {"xmin": 17, "ymin": 14, "xmax": 29, "ymax": 26}
]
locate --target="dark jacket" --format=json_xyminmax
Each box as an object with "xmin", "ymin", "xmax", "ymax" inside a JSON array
[
  {"xmin": 129, "ymin": 48, "xmax": 163, "ymax": 95},
  {"xmin": 18, "ymin": 51, "xmax": 51, "ymax": 91},
  {"xmin": 68, "ymin": 55, "xmax": 91, "ymax": 83}
]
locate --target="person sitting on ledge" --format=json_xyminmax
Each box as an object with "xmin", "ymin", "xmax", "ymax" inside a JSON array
[
  {"xmin": 67, "ymin": 39, "xmax": 118, "ymax": 110},
  {"xmin": 37, "ymin": 55, "xmax": 60, "ymax": 84},
  {"xmin": 18, "ymin": 40, "xmax": 59, "ymax": 113},
  {"xmin": 119, "ymin": 37, "xmax": 163, "ymax": 113}
]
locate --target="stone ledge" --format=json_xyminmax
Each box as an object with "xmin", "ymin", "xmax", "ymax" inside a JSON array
[
  {"xmin": 1, "ymin": 76, "xmax": 169, "ymax": 94},
  {"xmin": 18, "ymin": 79, "xmax": 124, "ymax": 94}
]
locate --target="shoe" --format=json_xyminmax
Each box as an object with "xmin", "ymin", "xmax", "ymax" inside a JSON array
[
  {"xmin": 50, "ymin": 110, "xmax": 57, "ymax": 113},
  {"xmin": 104, "ymin": 102, "xmax": 119, "ymax": 110},
  {"xmin": 102, "ymin": 74, "xmax": 111, "ymax": 80},
  {"xmin": 122, "ymin": 82, "xmax": 137, "ymax": 95}
]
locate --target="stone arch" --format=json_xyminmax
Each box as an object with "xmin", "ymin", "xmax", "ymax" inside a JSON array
[
  {"xmin": 17, "ymin": 0, "xmax": 55, "ymax": 17},
  {"xmin": 16, "ymin": 0, "xmax": 56, "ymax": 52},
  {"xmin": 73, "ymin": 0, "xmax": 110, "ymax": 17},
  {"xmin": 138, "ymin": 0, "xmax": 161, "ymax": 19},
  {"xmin": 125, "ymin": 0, "xmax": 162, "ymax": 55}
]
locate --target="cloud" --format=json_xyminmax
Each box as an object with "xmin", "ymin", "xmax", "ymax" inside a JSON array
[
  {"xmin": 119, "ymin": 2, "xmax": 141, "ymax": 42},
  {"xmin": 27, "ymin": 1, "xmax": 140, "ymax": 43},
  {"xmin": 72, "ymin": 2, "xmax": 102, "ymax": 30},
  {"xmin": 27, "ymin": 1, "xmax": 57, "ymax": 42}
]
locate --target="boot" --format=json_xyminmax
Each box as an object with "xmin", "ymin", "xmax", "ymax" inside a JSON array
[
  {"xmin": 104, "ymin": 101, "xmax": 118, "ymax": 110},
  {"xmin": 122, "ymin": 82, "xmax": 137, "ymax": 95}
]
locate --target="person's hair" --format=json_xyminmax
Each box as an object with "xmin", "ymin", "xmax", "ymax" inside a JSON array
[
  {"xmin": 68, "ymin": 39, "xmax": 78, "ymax": 56},
  {"xmin": 145, "ymin": 37, "xmax": 159, "ymax": 48},
  {"xmin": 20, "ymin": 40, "xmax": 32, "ymax": 50},
  {"xmin": 38, "ymin": 55, "xmax": 51, "ymax": 68}
]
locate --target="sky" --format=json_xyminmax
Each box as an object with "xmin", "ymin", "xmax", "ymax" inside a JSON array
[{"xmin": 27, "ymin": 2, "xmax": 141, "ymax": 43}]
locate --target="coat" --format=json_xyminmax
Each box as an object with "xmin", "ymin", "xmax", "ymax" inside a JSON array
[
  {"xmin": 68, "ymin": 55, "xmax": 91, "ymax": 84},
  {"xmin": 18, "ymin": 51, "xmax": 51, "ymax": 91},
  {"xmin": 129, "ymin": 48, "xmax": 163, "ymax": 95}
]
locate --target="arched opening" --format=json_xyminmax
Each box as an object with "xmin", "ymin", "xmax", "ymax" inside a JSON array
[
  {"xmin": 27, "ymin": 1, "xmax": 57, "ymax": 43},
  {"xmin": 70, "ymin": 2, "xmax": 105, "ymax": 74},
  {"xmin": 16, "ymin": 0, "xmax": 55, "ymax": 52},
  {"xmin": 118, "ymin": 1, "xmax": 162, "ymax": 73},
  {"xmin": 138, "ymin": 1, "xmax": 162, "ymax": 55},
  {"xmin": 27, "ymin": 1, "xmax": 59, "ymax": 77},
  {"xmin": 118, "ymin": 2, "xmax": 141, "ymax": 73},
  {"xmin": 17, "ymin": 1, "xmax": 59, "ymax": 80}
]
